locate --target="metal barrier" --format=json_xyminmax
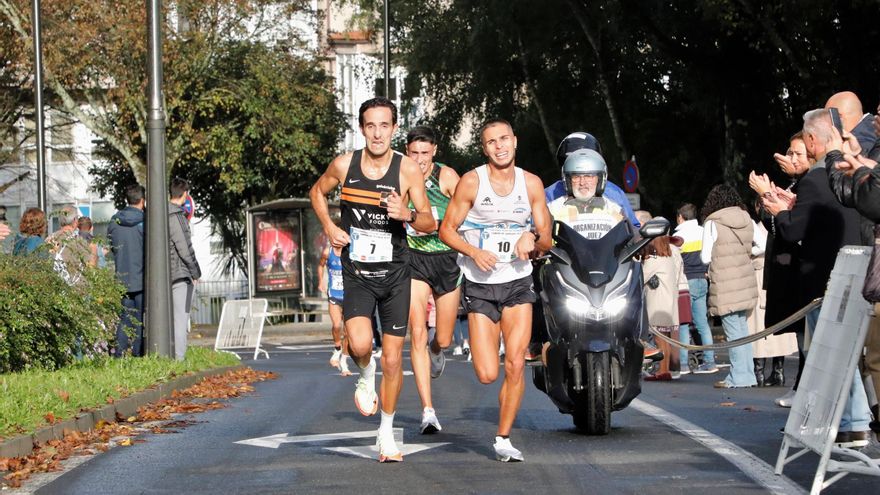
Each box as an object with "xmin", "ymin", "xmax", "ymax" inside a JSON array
[
  {"xmin": 774, "ymin": 246, "xmax": 879, "ymax": 493},
  {"xmin": 650, "ymin": 298, "xmax": 822, "ymax": 351},
  {"xmin": 191, "ymin": 279, "xmax": 248, "ymax": 325},
  {"xmin": 214, "ymin": 298, "xmax": 269, "ymax": 360}
]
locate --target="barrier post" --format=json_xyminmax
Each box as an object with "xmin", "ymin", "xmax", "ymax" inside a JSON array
[{"xmin": 774, "ymin": 246, "xmax": 880, "ymax": 493}]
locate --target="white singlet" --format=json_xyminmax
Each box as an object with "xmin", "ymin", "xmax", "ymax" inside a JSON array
[{"xmin": 458, "ymin": 165, "xmax": 532, "ymax": 284}]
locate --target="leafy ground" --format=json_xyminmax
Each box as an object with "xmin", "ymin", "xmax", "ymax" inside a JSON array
[
  {"xmin": 0, "ymin": 365, "xmax": 277, "ymax": 488},
  {"xmin": 0, "ymin": 348, "xmax": 240, "ymax": 440}
]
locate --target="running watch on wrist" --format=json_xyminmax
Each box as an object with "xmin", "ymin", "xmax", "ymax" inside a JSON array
[
  {"xmin": 408, "ymin": 209, "xmax": 417, "ymax": 223},
  {"xmin": 529, "ymin": 229, "xmax": 540, "ymax": 242}
]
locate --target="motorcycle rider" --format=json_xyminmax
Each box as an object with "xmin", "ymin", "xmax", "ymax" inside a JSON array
[
  {"xmin": 528, "ymin": 134, "xmax": 649, "ymax": 359},
  {"xmin": 542, "ymin": 146, "xmax": 662, "ymax": 360},
  {"xmin": 545, "ymin": 132, "xmax": 640, "ymax": 228},
  {"xmin": 546, "ymin": 148, "xmax": 626, "ymax": 235}
]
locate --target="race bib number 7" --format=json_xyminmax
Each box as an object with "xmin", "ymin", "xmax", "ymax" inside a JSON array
[
  {"xmin": 480, "ymin": 225, "xmax": 525, "ymax": 262},
  {"xmin": 349, "ymin": 227, "xmax": 393, "ymax": 263}
]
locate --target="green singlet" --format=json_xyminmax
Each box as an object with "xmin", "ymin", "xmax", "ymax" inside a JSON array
[{"xmin": 406, "ymin": 163, "xmax": 452, "ymax": 253}]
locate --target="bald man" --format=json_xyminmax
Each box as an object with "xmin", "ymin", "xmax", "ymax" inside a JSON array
[
  {"xmin": 824, "ymin": 91, "xmax": 877, "ymax": 155},
  {"xmin": 825, "ymin": 91, "xmax": 878, "ymax": 246}
]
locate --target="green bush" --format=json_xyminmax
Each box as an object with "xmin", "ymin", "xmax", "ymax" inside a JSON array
[{"xmin": 0, "ymin": 254, "xmax": 126, "ymax": 373}]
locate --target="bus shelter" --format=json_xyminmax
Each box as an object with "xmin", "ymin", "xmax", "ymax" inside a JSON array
[{"xmin": 245, "ymin": 198, "xmax": 340, "ymax": 318}]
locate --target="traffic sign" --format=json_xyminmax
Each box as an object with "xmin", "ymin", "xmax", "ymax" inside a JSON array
[
  {"xmin": 623, "ymin": 156, "xmax": 639, "ymax": 193},
  {"xmin": 625, "ymin": 193, "xmax": 640, "ymax": 210}
]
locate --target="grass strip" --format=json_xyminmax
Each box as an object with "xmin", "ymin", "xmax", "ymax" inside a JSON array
[{"xmin": 0, "ymin": 347, "xmax": 240, "ymax": 439}]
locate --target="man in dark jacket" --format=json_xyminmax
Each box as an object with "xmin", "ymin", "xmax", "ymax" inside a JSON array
[
  {"xmin": 825, "ymin": 91, "xmax": 877, "ymax": 245},
  {"xmin": 764, "ymin": 108, "xmax": 869, "ymax": 447},
  {"xmin": 829, "ymin": 150, "xmax": 880, "ymax": 440},
  {"xmin": 169, "ymin": 178, "xmax": 201, "ymax": 360},
  {"xmin": 108, "ymin": 185, "xmax": 146, "ymax": 357}
]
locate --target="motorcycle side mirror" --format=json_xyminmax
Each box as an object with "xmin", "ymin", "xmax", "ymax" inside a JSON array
[
  {"xmin": 639, "ymin": 217, "xmax": 671, "ymax": 239},
  {"xmin": 547, "ymin": 246, "xmax": 571, "ymax": 265},
  {"xmin": 619, "ymin": 217, "xmax": 670, "ymax": 264}
]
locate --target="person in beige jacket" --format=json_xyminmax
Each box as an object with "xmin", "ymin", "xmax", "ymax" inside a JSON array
[
  {"xmin": 701, "ymin": 184, "xmax": 759, "ymax": 388},
  {"xmin": 642, "ymin": 230, "xmax": 689, "ymax": 381}
]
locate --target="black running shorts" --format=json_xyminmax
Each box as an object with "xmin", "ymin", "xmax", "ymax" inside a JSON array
[
  {"xmin": 410, "ymin": 250, "xmax": 462, "ymax": 296},
  {"xmin": 343, "ymin": 267, "xmax": 411, "ymax": 337},
  {"xmin": 462, "ymin": 275, "xmax": 536, "ymax": 323}
]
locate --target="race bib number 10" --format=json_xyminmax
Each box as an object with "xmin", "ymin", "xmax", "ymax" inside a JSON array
[
  {"xmin": 480, "ymin": 225, "xmax": 525, "ymax": 262},
  {"xmin": 349, "ymin": 227, "xmax": 393, "ymax": 263}
]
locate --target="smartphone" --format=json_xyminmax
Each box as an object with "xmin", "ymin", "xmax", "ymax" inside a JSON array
[{"xmin": 829, "ymin": 107, "xmax": 844, "ymax": 134}]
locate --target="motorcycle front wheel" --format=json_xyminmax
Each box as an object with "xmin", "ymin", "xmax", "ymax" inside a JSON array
[{"xmin": 573, "ymin": 351, "xmax": 612, "ymax": 435}]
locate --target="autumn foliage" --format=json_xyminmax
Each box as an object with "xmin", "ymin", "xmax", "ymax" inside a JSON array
[{"xmin": 0, "ymin": 367, "xmax": 276, "ymax": 489}]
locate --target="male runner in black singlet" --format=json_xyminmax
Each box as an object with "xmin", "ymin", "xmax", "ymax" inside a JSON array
[{"xmin": 310, "ymin": 97, "xmax": 435, "ymax": 462}]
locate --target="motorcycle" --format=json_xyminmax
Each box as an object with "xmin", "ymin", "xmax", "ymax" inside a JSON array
[{"xmin": 532, "ymin": 197, "xmax": 670, "ymax": 434}]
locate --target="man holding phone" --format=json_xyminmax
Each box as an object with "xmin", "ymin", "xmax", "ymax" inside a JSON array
[{"xmin": 825, "ymin": 91, "xmax": 877, "ymax": 155}]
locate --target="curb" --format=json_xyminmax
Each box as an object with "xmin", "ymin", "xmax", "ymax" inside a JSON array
[{"xmin": 0, "ymin": 364, "xmax": 244, "ymax": 460}]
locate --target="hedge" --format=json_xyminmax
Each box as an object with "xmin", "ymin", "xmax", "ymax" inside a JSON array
[{"xmin": 0, "ymin": 253, "xmax": 126, "ymax": 373}]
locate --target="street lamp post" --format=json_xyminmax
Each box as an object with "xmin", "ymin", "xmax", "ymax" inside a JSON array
[
  {"xmin": 383, "ymin": 0, "xmax": 390, "ymax": 99},
  {"xmin": 30, "ymin": 0, "xmax": 47, "ymax": 211},
  {"xmin": 145, "ymin": 0, "xmax": 173, "ymax": 357}
]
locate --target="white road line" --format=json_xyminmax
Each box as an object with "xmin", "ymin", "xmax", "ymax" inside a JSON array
[{"xmin": 630, "ymin": 399, "xmax": 807, "ymax": 495}]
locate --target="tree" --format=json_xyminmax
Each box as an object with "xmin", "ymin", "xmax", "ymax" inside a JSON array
[
  {"xmin": 1, "ymin": 0, "xmax": 345, "ymax": 274},
  {"xmin": 344, "ymin": 0, "xmax": 880, "ymax": 217},
  {"xmin": 92, "ymin": 41, "xmax": 344, "ymax": 274},
  {"xmin": 0, "ymin": 11, "xmax": 30, "ymax": 187}
]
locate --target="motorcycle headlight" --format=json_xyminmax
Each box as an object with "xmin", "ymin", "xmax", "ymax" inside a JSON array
[{"xmin": 556, "ymin": 270, "xmax": 630, "ymax": 321}]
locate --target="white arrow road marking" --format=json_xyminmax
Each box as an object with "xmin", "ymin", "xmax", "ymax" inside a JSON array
[
  {"xmin": 236, "ymin": 429, "xmax": 403, "ymax": 449},
  {"xmin": 235, "ymin": 428, "xmax": 448, "ymax": 459},
  {"xmin": 324, "ymin": 443, "xmax": 449, "ymax": 460},
  {"xmin": 327, "ymin": 371, "xmax": 413, "ymax": 376},
  {"xmin": 276, "ymin": 345, "xmax": 335, "ymax": 351}
]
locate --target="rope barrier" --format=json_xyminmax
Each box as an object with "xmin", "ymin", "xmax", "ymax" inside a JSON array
[{"xmin": 648, "ymin": 297, "xmax": 823, "ymax": 351}]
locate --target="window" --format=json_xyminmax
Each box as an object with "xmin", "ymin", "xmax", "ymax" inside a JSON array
[
  {"xmin": 374, "ymin": 78, "xmax": 398, "ymax": 99},
  {"xmin": 49, "ymin": 111, "xmax": 75, "ymax": 163},
  {"xmin": 210, "ymin": 240, "xmax": 225, "ymax": 255}
]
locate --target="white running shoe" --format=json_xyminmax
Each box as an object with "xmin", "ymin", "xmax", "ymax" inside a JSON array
[
  {"xmin": 775, "ymin": 389, "xmax": 795, "ymax": 408},
  {"xmin": 452, "ymin": 345, "xmax": 463, "ymax": 356},
  {"xmin": 377, "ymin": 428, "xmax": 403, "ymax": 462},
  {"xmin": 339, "ymin": 355, "xmax": 352, "ymax": 376},
  {"xmin": 493, "ymin": 436, "xmax": 523, "ymax": 462},
  {"xmin": 499, "ymin": 341, "xmax": 506, "ymax": 358},
  {"xmin": 354, "ymin": 357, "xmax": 378, "ymax": 416},
  {"xmin": 429, "ymin": 347, "xmax": 446, "ymax": 378},
  {"xmin": 420, "ymin": 408, "xmax": 442, "ymax": 434},
  {"xmin": 373, "ymin": 348, "xmax": 383, "ymax": 359},
  {"xmin": 330, "ymin": 349, "xmax": 341, "ymax": 368}
]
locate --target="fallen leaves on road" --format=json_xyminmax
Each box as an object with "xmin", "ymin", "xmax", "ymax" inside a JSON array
[
  {"xmin": 0, "ymin": 368, "xmax": 276, "ymax": 489},
  {"xmin": 719, "ymin": 401, "xmax": 736, "ymax": 407}
]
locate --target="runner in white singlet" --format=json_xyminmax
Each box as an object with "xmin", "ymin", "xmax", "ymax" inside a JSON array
[{"xmin": 439, "ymin": 119, "xmax": 552, "ymax": 462}]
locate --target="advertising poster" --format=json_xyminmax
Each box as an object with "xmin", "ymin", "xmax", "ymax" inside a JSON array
[{"xmin": 254, "ymin": 211, "xmax": 301, "ymax": 293}]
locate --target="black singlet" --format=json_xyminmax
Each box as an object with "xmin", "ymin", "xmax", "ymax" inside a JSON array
[{"xmin": 339, "ymin": 150, "xmax": 409, "ymax": 281}]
